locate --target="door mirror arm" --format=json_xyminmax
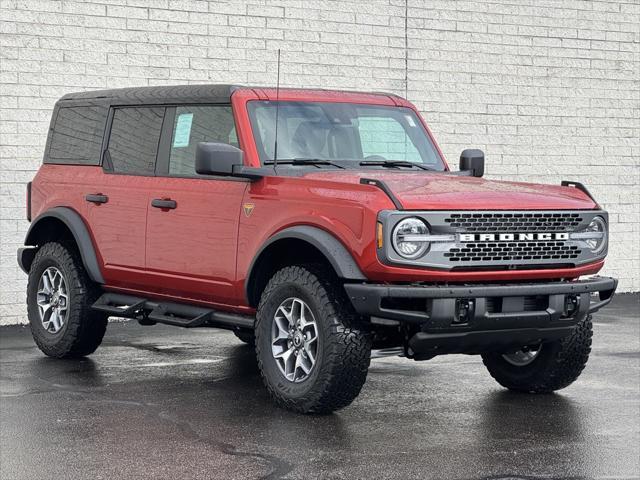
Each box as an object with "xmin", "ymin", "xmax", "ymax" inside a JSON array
[{"xmin": 231, "ymin": 165, "xmax": 274, "ymax": 181}]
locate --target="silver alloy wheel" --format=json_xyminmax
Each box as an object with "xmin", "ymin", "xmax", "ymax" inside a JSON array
[
  {"xmin": 502, "ymin": 346, "xmax": 542, "ymax": 367},
  {"xmin": 36, "ymin": 267, "xmax": 68, "ymax": 334},
  {"xmin": 271, "ymin": 297, "xmax": 319, "ymax": 382}
]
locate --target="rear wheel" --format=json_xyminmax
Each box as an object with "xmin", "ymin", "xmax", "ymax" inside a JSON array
[
  {"xmin": 27, "ymin": 242, "xmax": 107, "ymax": 358},
  {"xmin": 255, "ymin": 266, "xmax": 371, "ymax": 414},
  {"xmin": 482, "ymin": 315, "xmax": 593, "ymax": 393}
]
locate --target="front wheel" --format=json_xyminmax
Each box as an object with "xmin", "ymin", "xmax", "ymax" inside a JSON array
[
  {"xmin": 255, "ymin": 266, "xmax": 371, "ymax": 414},
  {"xmin": 482, "ymin": 315, "xmax": 593, "ymax": 393}
]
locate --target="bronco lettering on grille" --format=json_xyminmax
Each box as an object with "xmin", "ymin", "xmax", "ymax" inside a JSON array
[{"xmin": 458, "ymin": 232, "xmax": 570, "ymax": 242}]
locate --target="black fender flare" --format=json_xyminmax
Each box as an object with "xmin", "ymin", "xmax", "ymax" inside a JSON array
[
  {"xmin": 245, "ymin": 225, "xmax": 366, "ymax": 302},
  {"xmin": 19, "ymin": 207, "xmax": 105, "ymax": 284}
]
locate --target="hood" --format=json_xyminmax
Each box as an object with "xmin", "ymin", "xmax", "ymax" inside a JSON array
[{"xmin": 300, "ymin": 170, "xmax": 598, "ymax": 210}]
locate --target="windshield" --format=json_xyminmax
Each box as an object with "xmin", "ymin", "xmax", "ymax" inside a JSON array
[{"xmin": 247, "ymin": 101, "xmax": 445, "ymax": 170}]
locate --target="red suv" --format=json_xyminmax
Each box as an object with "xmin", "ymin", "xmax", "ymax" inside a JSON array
[{"xmin": 19, "ymin": 85, "xmax": 617, "ymax": 413}]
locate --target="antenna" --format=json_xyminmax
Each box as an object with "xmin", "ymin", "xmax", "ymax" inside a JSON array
[
  {"xmin": 273, "ymin": 49, "xmax": 281, "ymax": 167},
  {"xmin": 404, "ymin": 0, "xmax": 408, "ymax": 100}
]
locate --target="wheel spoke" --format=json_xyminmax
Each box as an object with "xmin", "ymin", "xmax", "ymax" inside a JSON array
[
  {"xmin": 297, "ymin": 353, "xmax": 311, "ymax": 375},
  {"xmin": 49, "ymin": 310, "xmax": 59, "ymax": 332},
  {"xmin": 274, "ymin": 346, "xmax": 294, "ymax": 361},
  {"xmin": 277, "ymin": 305, "xmax": 293, "ymax": 325},
  {"xmin": 41, "ymin": 271, "xmax": 53, "ymax": 294},
  {"xmin": 304, "ymin": 327, "xmax": 317, "ymax": 343},
  {"xmin": 298, "ymin": 303, "xmax": 311, "ymax": 328},
  {"xmin": 57, "ymin": 293, "xmax": 68, "ymax": 310},
  {"xmin": 303, "ymin": 343, "xmax": 316, "ymax": 364},
  {"xmin": 291, "ymin": 299, "xmax": 303, "ymax": 322},
  {"xmin": 274, "ymin": 314, "xmax": 290, "ymax": 337},
  {"xmin": 38, "ymin": 302, "xmax": 51, "ymax": 316},
  {"xmin": 280, "ymin": 348, "xmax": 296, "ymax": 380},
  {"xmin": 52, "ymin": 269, "xmax": 63, "ymax": 290},
  {"xmin": 271, "ymin": 329, "xmax": 288, "ymax": 345}
]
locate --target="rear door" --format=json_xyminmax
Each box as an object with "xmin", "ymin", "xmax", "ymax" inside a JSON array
[
  {"xmin": 86, "ymin": 106, "xmax": 164, "ymax": 289},
  {"xmin": 144, "ymin": 105, "xmax": 247, "ymax": 306}
]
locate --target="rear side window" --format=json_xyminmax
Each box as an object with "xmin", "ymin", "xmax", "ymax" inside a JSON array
[
  {"xmin": 168, "ymin": 105, "xmax": 237, "ymax": 176},
  {"xmin": 106, "ymin": 107, "xmax": 164, "ymax": 175},
  {"xmin": 48, "ymin": 106, "xmax": 105, "ymax": 165}
]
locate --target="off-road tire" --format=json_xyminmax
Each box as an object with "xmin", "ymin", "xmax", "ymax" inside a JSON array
[
  {"xmin": 233, "ymin": 330, "xmax": 255, "ymax": 346},
  {"xmin": 482, "ymin": 315, "xmax": 593, "ymax": 393},
  {"xmin": 255, "ymin": 266, "xmax": 371, "ymax": 414},
  {"xmin": 27, "ymin": 242, "xmax": 108, "ymax": 358}
]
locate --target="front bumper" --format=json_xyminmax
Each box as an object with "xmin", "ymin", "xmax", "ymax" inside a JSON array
[{"xmin": 344, "ymin": 276, "xmax": 617, "ymax": 357}]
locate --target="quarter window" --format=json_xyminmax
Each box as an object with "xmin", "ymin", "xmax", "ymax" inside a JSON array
[
  {"xmin": 106, "ymin": 107, "xmax": 164, "ymax": 175},
  {"xmin": 48, "ymin": 106, "xmax": 105, "ymax": 165},
  {"xmin": 168, "ymin": 105, "xmax": 237, "ymax": 176}
]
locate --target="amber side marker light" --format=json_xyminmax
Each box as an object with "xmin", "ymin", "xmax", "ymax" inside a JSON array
[{"xmin": 377, "ymin": 222, "xmax": 384, "ymax": 248}]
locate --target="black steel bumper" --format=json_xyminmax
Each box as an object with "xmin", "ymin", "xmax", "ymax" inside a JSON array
[{"xmin": 344, "ymin": 276, "xmax": 617, "ymax": 357}]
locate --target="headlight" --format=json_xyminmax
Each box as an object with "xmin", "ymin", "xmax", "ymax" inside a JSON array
[
  {"xmin": 392, "ymin": 217, "xmax": 430, "ymax": 259},
  {"xmin": 584, "ymin": 216, "xmax": 607, "ymax": 253},
  {"xmin": 570, "ymin": 216, "xmax": 607, "ymax": 254}
]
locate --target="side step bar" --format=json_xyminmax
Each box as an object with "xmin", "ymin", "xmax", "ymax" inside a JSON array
[{"xmin": 92, "ymin": 293, "xmax": 254, "ymax": 330}]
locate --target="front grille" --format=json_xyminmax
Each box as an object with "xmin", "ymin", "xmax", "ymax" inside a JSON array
[
  {"xmin": 444, "ymin": 241, "xmax": 580, "ymax": 262},
  {"xmin": 380, "ymin": 209, "xmax": 607, "ymax": 270},
  {"xmin": 444, "ymin": 212, "xmax": 583, "ymax": 232}
]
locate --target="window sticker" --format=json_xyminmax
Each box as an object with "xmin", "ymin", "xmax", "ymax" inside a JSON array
[{"xmin": 173, "ymin": 113, "xmax": 193, "ymax": 148}]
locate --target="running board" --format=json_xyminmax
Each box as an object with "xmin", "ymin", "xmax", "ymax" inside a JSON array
[{"xmin": 92, "ymin": 293, "xmax": 254, "ymax": 330}]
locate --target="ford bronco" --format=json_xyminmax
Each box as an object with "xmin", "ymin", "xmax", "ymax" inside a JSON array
[{"xmin": 18, "ymin": 85, "xmax": 617, "ymax": 413}]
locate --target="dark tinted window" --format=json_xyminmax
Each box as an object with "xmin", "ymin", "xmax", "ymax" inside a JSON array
[
  {"xmin": 48, "ymin": 106, "xmax": 105, "ymax": 165},
  {"xmin": 169, "ymin": 105, "xmax": 237, "ymax": 176},
  {"xmin": 107, "ymin": 107, "xmax": 164, "ymax": 175}
]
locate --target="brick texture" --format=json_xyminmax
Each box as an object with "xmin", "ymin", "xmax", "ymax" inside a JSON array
[{"xmin": 1, "ymin": 0, "xmax": 638, "ymax": 325}]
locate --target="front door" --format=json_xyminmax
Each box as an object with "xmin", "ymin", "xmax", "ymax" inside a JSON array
[{"xmin": 144, "ymin": 105, "xmax": 247, "ymax": 306}]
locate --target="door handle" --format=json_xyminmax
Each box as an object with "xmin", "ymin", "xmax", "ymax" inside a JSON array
[
  {"xmin": 151, "ymin": 198, "xmax": 177, "ymax": 210},
  {"xmin": 85, "ymin": 194, "xmax": 108, "ymax": 204}
]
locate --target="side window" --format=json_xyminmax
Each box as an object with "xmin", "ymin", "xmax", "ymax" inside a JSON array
[
  {"xmin": 168, "ymin": 105, "xmax": 237, "ymax": 176},
  {"xmin": 358, "ymin": 117, "xmax": 422, "ymax": 163},
  {"xmin": 107, "ymin": 107, "xmax": 164, "ymax": 175},
  {"xmin": 48, "ymin": 106, "xmax": 105, "ymax": 165}
]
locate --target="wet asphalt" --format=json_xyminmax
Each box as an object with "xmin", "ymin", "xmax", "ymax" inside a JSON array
[{"xmin": 0, "ymin": 294, "xmax": 638, "ymax": 480}]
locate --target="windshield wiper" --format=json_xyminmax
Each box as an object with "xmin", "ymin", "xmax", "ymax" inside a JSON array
[
  {"xmin": 359, "ymin": 160, "xmax": 436, "ymax": 171},
  {"xmin": 265, "ymin": 158, "xmax": 345, "ymax": 169}
]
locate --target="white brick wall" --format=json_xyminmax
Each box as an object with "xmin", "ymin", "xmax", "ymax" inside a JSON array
[{"xmin": 1, "ymin": 0, "xmax": 638, "ymax": 325}]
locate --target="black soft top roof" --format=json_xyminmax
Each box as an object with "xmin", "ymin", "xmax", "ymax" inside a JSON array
[
  {"xmin": 59, "ymin": 84, "xmax": 238, "ymax": 105},
  {"xmin": 57, "ymin": 84, "xmax": 399, "ymax": 106}
]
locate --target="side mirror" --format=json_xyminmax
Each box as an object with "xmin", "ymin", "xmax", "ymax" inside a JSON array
[
  {"xmin": 196, "ymin": 142, "xmax": 243, "ymax": 176},
  {"xmin": 459, "ymin": 149, "xmax": 485, "ymax": 177}
]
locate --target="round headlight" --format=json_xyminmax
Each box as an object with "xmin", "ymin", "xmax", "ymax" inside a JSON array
[
  {"xmin": 392, "ymin": 217, "xmax": 430, "ymax": 259},
  {"xmin": 585, "ymin": 216, "xmax": 607, "ymax": 253}
]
